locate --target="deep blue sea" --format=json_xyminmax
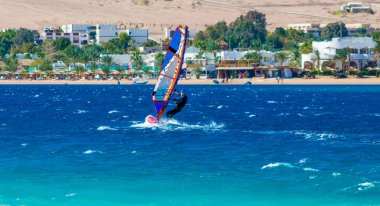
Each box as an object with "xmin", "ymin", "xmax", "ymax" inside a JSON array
[{"xmin": 0, "ymin": 85, "xmax": 379, "ymax": 206}]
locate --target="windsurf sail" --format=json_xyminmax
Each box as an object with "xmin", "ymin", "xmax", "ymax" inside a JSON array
[{"xmin": 152, "ymin": 26, "xmax": 188, "ymax": 120}]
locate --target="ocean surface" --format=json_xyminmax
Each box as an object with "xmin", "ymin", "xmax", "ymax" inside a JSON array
[{"xmin": 0, "ymin": 85, "xmax": 379, "ymax": 206}]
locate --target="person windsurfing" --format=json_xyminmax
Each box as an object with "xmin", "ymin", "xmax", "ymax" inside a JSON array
[{"xmin": 166, "ymin": 89, "xmax": 188, "ymax": 119}]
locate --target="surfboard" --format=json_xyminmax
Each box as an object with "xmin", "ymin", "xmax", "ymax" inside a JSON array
[{"xmin": 145, "ymin": 115, "xmax": 159, "ymax": 125}]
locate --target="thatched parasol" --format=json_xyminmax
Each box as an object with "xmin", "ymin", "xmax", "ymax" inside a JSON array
[
  {"xmin": 110, "ymin": 70, "xmax": 120, "ymax": 75},
  {"xmin": 303, "ymin": 68, "xmax": 312, "ymax": 72},
  {"xmin": 95, "ymin": 69, "xmax": 104, "ymax": 74}
]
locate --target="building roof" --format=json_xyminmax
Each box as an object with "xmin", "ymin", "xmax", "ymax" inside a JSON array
[{"xmin": 313, "ymin": 37, "xmax": 377, "ymax": 50}]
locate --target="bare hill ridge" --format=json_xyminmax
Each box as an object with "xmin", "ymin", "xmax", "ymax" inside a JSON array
[{"xmin": 0, "ymin": 0, "xmax": 379, "ymax": 39}]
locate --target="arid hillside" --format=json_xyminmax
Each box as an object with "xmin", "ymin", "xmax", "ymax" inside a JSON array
[{"xmin": 0, "ymin": 0, "xmax": 379, "ymax": 39}]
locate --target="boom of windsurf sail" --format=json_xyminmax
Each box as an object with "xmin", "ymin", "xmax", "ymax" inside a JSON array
[{"xmin": 152, "ymin": 26, "xmax": 188, "ymax": 120}]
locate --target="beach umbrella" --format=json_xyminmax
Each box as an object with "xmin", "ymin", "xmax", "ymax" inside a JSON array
[
  {"xmin": 95, "ymin": 69, "xmax": 104, "ymax": 74},
  {"xmin": 110, "ymin": 70, "xmax": 120, "ymax": 75},
  {"xmin": 0, "ymin": 71, "xmax": 10, "ymax": 75},
  {"xmin": 303, "ymin": 68, "xmax": 312, "ymax": 72},
  {"xmin": 30, "ymin": 70, "xmax": 42, "ymax": 74},
  {"xmin": 348, "ymin": 67, "xmax": 359, "ymax": 71},
  {"xmin": 52, "ymin": 70, "xmax": 62, "ymax": 75}
]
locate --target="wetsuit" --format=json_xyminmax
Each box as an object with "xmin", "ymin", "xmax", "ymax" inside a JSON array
[{"xmin": 166, "ymin": 95, "xmax": 188, "ymax": 119}]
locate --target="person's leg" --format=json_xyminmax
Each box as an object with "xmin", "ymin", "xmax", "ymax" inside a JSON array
[{"xmin": 166, "ymin": 107, "xmax": 180, "ymax": 119}]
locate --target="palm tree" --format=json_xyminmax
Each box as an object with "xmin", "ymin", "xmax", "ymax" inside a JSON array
[
  {"xmin": 155, "ymin": 52, "xmax": 164, "ymax": 67},
  {"xmin": 154, "ymin": 52, "xmax": 164, "ymax": 78},
  {"xmin": 274, "ymin": 51, "xmax": 289, "ymax": 67},
  {"xmin": 4, "ymin": 56, "xmax": 19, "ymax": 72},
  {"xmin": 311, "ymin": 50, "xmax": 321, "ymax": 74},
  {"xmin": 85, "ymin": 44, "xmax": 103, "ymax": 68},
  {"xmin": 131, "ymin": 51, "xmax": 144, "ymax": 71},
  {"xmin": 244, "ymin": 52, "xmax": 262, "ymax": 65},
  {"xmin": 64, "ymin": 45, "xmax": 82, "ymax": 71},
  {"xmin": 81, "ymin": 50, "xmax": 90, "ymax": 71},
  {"xmin": 101, "ymin": 55, "xmax": 114, "ymax": 78}
]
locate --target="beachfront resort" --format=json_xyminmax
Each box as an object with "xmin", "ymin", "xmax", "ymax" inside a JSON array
[{"xmin": 1, "ymin": 10, "xmax": 380, "ymax": 84}]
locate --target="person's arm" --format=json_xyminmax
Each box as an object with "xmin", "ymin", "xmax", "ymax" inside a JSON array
[{"xmin": 173, "ymin": 88, "xmax": 180, "ymax": 96}]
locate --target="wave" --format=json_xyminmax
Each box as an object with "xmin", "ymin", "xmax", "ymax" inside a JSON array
[
  {"xmin": 294, "ymin": 131, "xmax": 340, "ymax": 140},
  {"xmin": 343, "ymin": 182, "xmax": 377, "ymax": 192},
  {"xmin": 65, "ymin": 193, "xmax": 76, "ymax": 197},
  {"xmin": 108, "ymin": 110, "xmax": 119, "ymax": 114},
  {"xmin": 76, "ymin": 110, "xmax": 88, "ymax": 114},
  {"xmin": 332, "ymin": 172, "xmax": 341, "ymax": 176},
  {"xmin": 131, "ymin": 119, "xmax": 225, "ymax": 132},
  {"xmin": 97, "ymin": 126, "xmax": 118, "ymax": 131},
  {"xmin": 358, "ymin": 182, "xmax": 375, "ymax": 191},
  {"xmin": 261, "ymin": 161, "xmax": 319, "ymax": 173},
  {"xmin": 83, "ymin": 150, "xmax": 103, "ymax": 154},
  {"xmin": 261, "ymin": 162, "xmax": 295, "ymax": 170},
  {"xmin": 303, "ymin": 167, "xmax": 319, "ymax": 172},
  {"xmin": 298, "ymin": 158, "xmax": 308, "ymax": 164}
]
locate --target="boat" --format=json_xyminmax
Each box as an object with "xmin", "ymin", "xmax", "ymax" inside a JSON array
[{"xmin": 133, "ymin": 77, "xmax": 148, "ymax": 85}]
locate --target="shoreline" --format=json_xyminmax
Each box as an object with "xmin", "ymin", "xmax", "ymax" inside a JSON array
[{"xmin": 0, "ymin": 77, "xmax": 379, "ymax": 85}]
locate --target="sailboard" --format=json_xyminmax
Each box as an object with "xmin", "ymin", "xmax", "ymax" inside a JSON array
[{"xmin": 150, "ymin": 26, "xmax": 188, "ymax": 123}]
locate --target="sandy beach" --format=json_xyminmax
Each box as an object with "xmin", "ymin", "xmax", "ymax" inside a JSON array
[{"xmin": 0, "ymin": 77, "xmax": 379, "ymax": 85}]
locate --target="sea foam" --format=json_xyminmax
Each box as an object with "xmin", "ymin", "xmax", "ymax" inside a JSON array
[
  {"xmin": 97, "ymin": 126, "xmax": 118, "ymax": 131},
  {"xmin": 131, "ymin": 119, "xmax": 225, "ymax": 132},
  {"xmin": 261, "ymin": 162, "xmax": 295, "ymax": 169}
]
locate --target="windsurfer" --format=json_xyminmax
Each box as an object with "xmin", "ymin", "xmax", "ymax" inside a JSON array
[{"xmin": 166, "ymin": 89, "xmax": 188, "ymax": 119}]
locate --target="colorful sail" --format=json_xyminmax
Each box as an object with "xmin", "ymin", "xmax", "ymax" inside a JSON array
[{"xmin": 152, "ymin": 26, "xmax": 188, "ymax": 120}]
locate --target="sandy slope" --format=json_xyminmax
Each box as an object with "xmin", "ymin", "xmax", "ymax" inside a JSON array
[{"xmin": 0, "ymin": 0, "xmax": 379, "ymax": 39}]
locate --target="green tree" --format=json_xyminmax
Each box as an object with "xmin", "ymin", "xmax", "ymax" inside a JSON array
[
  {"xmin": 194, "ymin": 40, "xmax": 206, "ymax": 53},
  {"xmin": 41, "ymin": 40, "xmax": 58, "ymax": 61},
  {"xmin": 274, "ymin": 51, "xmax": 290, "ymax": 66},
  {"xmin": 13, "ymin": 28, "xmax": 39, "ymax": 47},
  {"xmin": 155, "ymin": 52, "xmax": 164, "ymax": 68},
  {"xmin": 4, "ymin": 56, "xmax": 19, "ymax": 72},
  {"xmin": 0, "ymin": 30, "xmax": 16, "ymax": 58},
  {"xmin": 299, "ymin": 39, "xmax": 313, "ymax": 54},
  {"xmin": 355, "ymin": 27, "xmax": 367, "ymax": 37},
  {"xmin": 101, "ymin": 55, "xmax": 113, "ymax": 77},
  {"xmin": 321, "ymin": 22, "xmax": 348, "ymax": 40},
  {"xmin": 19, "ymin": 42, "xmax": 36, "ymax": 54},
  {"xmin": 372, "ymin": 32, "xmax": 380, "ymax": 41},
  {"xmin": 118, "ymin": 32, "xmax": 131, "ymax": 52},
  {"xmin": 244, "ymin": 52, "xmax": 262, "ymax": 64},
  {"xmin": 54, "ymin": 38, "xmax": 71, "ymax": 51},
  {"xmin": 64, "ymin": 45, "xmax": 82, "ymax": 70},
  {"xmin": 311, "ymin": 50, "xmax": 321, "ymax": 71},
  {"xmin": 84, "ymin": 44, "xmax": 103, "ymax": 65},
  {"xmin": 143, "ymin": 39, "xmax": 158, "ymax": 47},
  {"xmin": 131, "ymin": 51, "xmax": 144, "ymax": 71}
]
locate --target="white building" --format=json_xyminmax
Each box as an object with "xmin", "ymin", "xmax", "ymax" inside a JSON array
[
  {"xmin": 288, "ymin": 23, "xmax": 379, "ymax": 37},
  {"xmin": 341, "ymin": 2, "xmax": 373, "ymax": 13},
  {"xmin": 164, "ymin": 28, "xmax": 197, "ymax": 39},
  {"xmin": 40, "ymin": 31, "xmax": 89, "ymax": 47},
  {"xmin": 288, "ymin": 23, "xmax": 322, "ymax": 37},
  {"xmin": 61, "ymin": 24, "xmax": 93, "ymax": 33},
  {"xmin": 301, "ymin": 37, "xmax": 377, "ymax": 70},
  {"xmin": 96, "ymin": 24, "xmax": 118, "ymax": 45},
  {"xmin": 124, "ymin": 28, "xmax": 149, "ymax": 45}
]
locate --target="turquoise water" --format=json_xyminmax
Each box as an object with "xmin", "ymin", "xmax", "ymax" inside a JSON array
[{"xmin": 0, "ymin": 85, "xmax": 379, "ymax": 206}]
